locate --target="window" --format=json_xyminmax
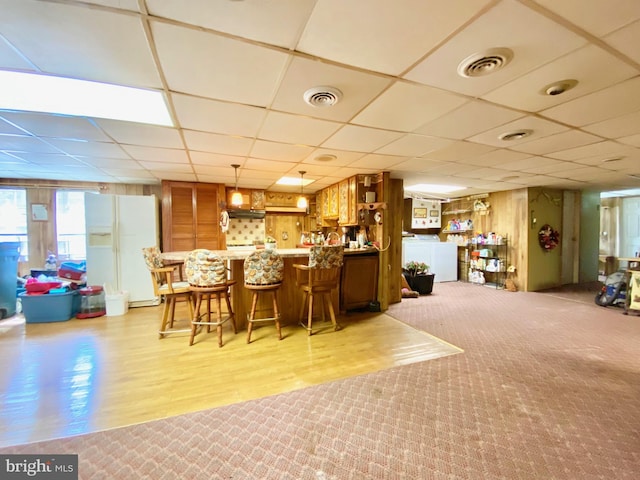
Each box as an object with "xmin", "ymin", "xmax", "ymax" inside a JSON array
[
  {"xmin": 0, "ymin": 188, "xmax": 28, "ymax": 261},
  {"xmin": 56, "ymin": 191, "xmax": 88, "ymax": 261}
]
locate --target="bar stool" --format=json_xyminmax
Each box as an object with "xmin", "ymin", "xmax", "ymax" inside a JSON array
[
  {"xmin": 244, "ymin": 249, "xmax": 284, "ymax": 343},
  {"xmin": 293, "ymin": 245, "xmax": 343, "ymax": 335},
  {"xmin": 185, "ymin": 249, "xmax": 237, "ymax": 348},
  {"xmin": 142, "ymin": 246, "xmax": 193, "ymax": 338}
]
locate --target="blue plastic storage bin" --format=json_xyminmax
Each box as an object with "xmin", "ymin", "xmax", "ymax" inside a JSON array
[
  {"xmin": 19, "ymin": 291, "xmax": 79, "ymax": 323},
  {"xmin": 0, "ymin": 242, "xmax": 20, "ymax": 319}
]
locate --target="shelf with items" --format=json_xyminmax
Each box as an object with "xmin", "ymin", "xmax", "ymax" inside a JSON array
[{"xmin": 459, "ymin": 236, "xmax": 508, "ymax": 289}]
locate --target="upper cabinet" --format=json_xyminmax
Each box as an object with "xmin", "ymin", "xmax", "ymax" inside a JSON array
[
  {"xmin": 322, "ymin": 184, "xmax": 339, "ymax": 219},
  {"xmin": 225, "ymin": 188, "xmax": 265, "ymax": 210},
  {"xmin": 162, "ymin": 181, "xmax": 226, "ymax": 252},
  {"xmin": 338, "ymin": 176, "xmax": 358, "ymax": 225}
]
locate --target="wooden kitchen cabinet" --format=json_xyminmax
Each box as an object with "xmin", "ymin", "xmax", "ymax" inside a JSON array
[
  {"xmin": 162, "ymin": 181, "xmax": 226, "ymax": 252},
  {"xmin": 225, "ymin": 188, "xmax": 265, "ymax": 210},
  {"xmin": 338, "ymin": 176, "xmax": 358, "ymax": 225},
  {"xmin": 322, "ymin": 184, "xmax": 339, "ymax": 220},
  {"xmin": 340, "ymin": 251, "xmax": 379, "ymax": 311}
]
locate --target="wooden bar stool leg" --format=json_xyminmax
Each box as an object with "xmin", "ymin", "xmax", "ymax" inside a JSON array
[
  {"xmin": 325, "ymin": 293, "xmax": 338, "ymax": 331},
  {"xmin": 169, "ymin": 297, "xmax": 177, "ymax": 328},
  {"xmin": 273, "ymin": 290, "xmax": 282, "ymax": 340},
  {"xmin": 225, "ymin": 290, "xmax": 237, "ymax": 334},
  {"xmin": 307, "ymin": 292, "xmax": 314, "ymax": 335},
  {"xmin": 298, "ymin": 291, "xmax": 308, "ymax": 324},
  {"xmin": 215, "ymin": 293, "xmax": 224, "ymax": 348},
  {"xmin": 206, "ymin": 292, "xmax": 213, "ymax": 333},
  {"xmin": 189, "ymin": 292, "xmax": 202, "ymax": 346},
  {"xmin": 247, "ymin": 291, "xmax": 259, "ymax": 343},
  {"xmin": 158, "ymin": 296, "xmax": 170, "ymax": 338}
]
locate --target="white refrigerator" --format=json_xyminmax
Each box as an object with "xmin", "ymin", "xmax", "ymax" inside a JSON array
[{"xmin": 85, "ymin": 193, "xmax": 159, "ymax": 307}]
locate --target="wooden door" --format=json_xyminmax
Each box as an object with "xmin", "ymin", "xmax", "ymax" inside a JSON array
[{"xmin": 162, "ymin": 181, "xmax": 225, "ymax": 252}]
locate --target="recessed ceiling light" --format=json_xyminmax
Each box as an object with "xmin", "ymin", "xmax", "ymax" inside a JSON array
[
  {"xmin": 498, "ymin": 129, "xmax": 533, "ymax": 141},
  {"xmin": 541, "ymin": 79, "xmax": 578, "ymax": 96},
  {"xmin": 457, "ymin": 48, "xmax": 513, "ymax": 78},
  {"xmin": 0, "ymin": 70, "xmax": 173, "ymax": 126},
  {"xmin": 303, "ymin": 86, "xmax": 343, "ymax": 107},
  {"xmin": 405, "ymin": 184, "xmax": 466, "ymax": 194},
  {"xmin": 276, "ymin": 176, "xmax": 314, "ymax": 186},
  {"xmin": 314, "ymin": 154, "xmax": 337, "ymax": 162}
]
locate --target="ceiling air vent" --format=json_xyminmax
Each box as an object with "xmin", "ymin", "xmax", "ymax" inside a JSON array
[
  {"xmin": 457, "ymin": 48, "xmax": 513, "ymax": 78},
  {"xmin": 303, "ymin": 86, "xmax": 343, "ymax": 107},
  {"xmin": 498, "ymin": 129, "xmax": 532, "ymax": 141}
]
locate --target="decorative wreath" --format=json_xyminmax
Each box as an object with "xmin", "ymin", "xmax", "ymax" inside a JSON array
[{"xmin": 538, "ymin": 224, "xmax": 560, "ymax": 251}]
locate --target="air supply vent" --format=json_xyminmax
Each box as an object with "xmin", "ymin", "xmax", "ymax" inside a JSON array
[
  {"xmin": 498, "ymin": 129, "xmax": 532, "ymax": 141},
  {"xmin": 303, "ymin": 86, "xmax": 343, "ymax": 107},
  {"xmin": 457, "ymin": 48, "xmax": 513, "ymax": 78}
]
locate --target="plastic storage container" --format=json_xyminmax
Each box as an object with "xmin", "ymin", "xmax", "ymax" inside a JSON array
[
  {"xmin": 105, "ymin": 291, "xmax": 129, "ymax": 316},
  {"xmin": 0, "ymin": 242, "xmax": 20, "ymax": 319},
  {"xmin": 77, "ymin": 286, "xmax": 106, "ymax": 318},
  {"xmin": 20, "ymin": 290, "xmax": 79, "ymax": 323}
]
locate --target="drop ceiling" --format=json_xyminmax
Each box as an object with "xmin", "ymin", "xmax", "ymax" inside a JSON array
[{"xmin": 1, "ymin": 0, "xmax": 639, "ymax": 198}]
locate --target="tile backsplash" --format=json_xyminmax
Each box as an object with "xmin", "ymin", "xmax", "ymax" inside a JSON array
[{"xmin": 226, "ymin": 218, "xmax": 266, "ymax": 245}]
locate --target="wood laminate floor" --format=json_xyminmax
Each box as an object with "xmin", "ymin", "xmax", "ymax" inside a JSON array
[{"xmin": 0, "ymin": 301, "xmax": 461, "ymax": 448}]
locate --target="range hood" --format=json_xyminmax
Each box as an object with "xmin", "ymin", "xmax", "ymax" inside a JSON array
[{"xmin": 226, "ymin": 209, "xmax": 266, "ymax": 219}]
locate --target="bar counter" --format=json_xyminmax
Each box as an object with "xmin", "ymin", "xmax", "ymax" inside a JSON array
[{"xmin": 161, "ymin": 247, "xmax": 378, "ymax": 329}]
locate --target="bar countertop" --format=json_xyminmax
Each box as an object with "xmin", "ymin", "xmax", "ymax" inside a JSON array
[{"xmin": 161, "ymin": 246, "xmax": 378, "ymax": 263}]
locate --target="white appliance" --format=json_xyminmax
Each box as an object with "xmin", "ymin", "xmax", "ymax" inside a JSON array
[
  {"xmin": 411, "ymin": 198, "xmax": 441, "ymax": 229},
  {"xmin": 85, "ymin": 193, "xmax": 159, "ymax": 307},
  {"xmin": 402, "ymin": 234, "xmax": 457, "ymax": 282}
]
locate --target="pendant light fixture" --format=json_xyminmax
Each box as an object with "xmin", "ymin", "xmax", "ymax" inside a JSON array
[
  {"xmin": 230, "ymin": 164, "xmax": 243, "ymax": 207},
  {"xmin": 296, "ymin": 170, "xmax": 307, "ymax": 209}
]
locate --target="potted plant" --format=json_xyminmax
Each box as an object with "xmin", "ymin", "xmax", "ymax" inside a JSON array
[
  {"xmin": 265, "ymin": 235, "xmax": 277, "ymax": 250},
  {"xmin": 402, "ymin": 261, "xmax": 435, "ymax": 295}
]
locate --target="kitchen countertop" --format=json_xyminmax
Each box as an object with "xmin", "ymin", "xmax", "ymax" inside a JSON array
[{"xmin": 161, "ymin": 246, "xmax": 378, "ymax": 263}]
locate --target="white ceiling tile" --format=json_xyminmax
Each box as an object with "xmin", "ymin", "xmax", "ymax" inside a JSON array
[
  {"xmin": 271, "ymin": 56, "xmax": 391, "ymax": 122},
  {"xmin": 139, "ymin": 162, "xmax": 194, "ymax": 173},
  {"xmin": 172, "ymin": 94, "xmax": 266, "ymax": 137},
  {"xmin": 541, "ymin": 77, "xmax": 640, "ymax": 126},
  {"xmin": 494, "ymin": 156, "xmax": 563, "ymax": 172},
  {"xmin": 80, "ymin": 157, "xmax": 143, "ymax": 170},
  {"xmin": 391, "ymin": 158, "xmax": 448, "ymax": 172},
  {"xmin": 242, "ymin": 158, "xmax": 297, "ymax": 173},
  {"xmin": 100, "ymin": 168, "xmax": 157, "ymax": 179},
  {"xmin": 44, "ymin": 139, "xmax": 129, "ymax": 158},
  {"xmin": 375, "ymin": 134, "xmax": 453, "ymax": 157},
  {"xmin": 152, "ymin": 21, "xmax": 289, "ymax": 107},
  {"xmin": 297, "ymin": 0, "xmax": 490, "ymax": 76},
  {"xmin": 0, "ymin": 118, "xmax": 27, "ymax": 135},
  {"xmin": 482, "ymin": 45, "xmax": 637, "ymax": 112},
  {"xmin": 521, "ymin": 159, "xmax": 580, "ymax": 175},
  {"xmin": 183, "ymin": 130, "xmax": 253, "ymax": 156},
  {"xmin": 0, "ymin": 112, "xmax": 108, "ymax": 141},
  {"xmin": 353, "ymin": 82, "xmax": 467, "ymax": 132},
  {"xmin": 259, "ymin": 111, "xmax": 341, "ymax": 145},
  {"xmin": 81, "ymin": 0, "xmax": 140, "ymax": 11},
  {"xmin": 0, "ymin": 0, "xmax": 161, "ymax": 87},
  {"xmin": 509, "ymin": 130, "xmax": 601, "ymax": 155},
  {"xmin": 6, "ymin": 137, "xmax": 83, "ymax": 155},
  {"xmin": 147, "ymin": 0, "xmax": 315, "ymax": 49},
  {"xmin": 454, "ymin": 149, "xmax": 531, "ymax": 167},
  {"xmin": 404, "ymin": 0, "xmax": 586, "ymax": 96},
  {"xmin": 604, "ymin": 20, "xmax": 640, "ymax": 64},
  {"xmin": 546, "ymin": 140, "xmax": 631, "ymax": 162},
  {"xmin": 250, "ymin": 140, "xmax": 313, "ymax": 162},
  {"xmin": 415, "ymin": 100, "xmax": 524, "ymax": 140},
  {"xmin": 321, "ymin": 125, "xmax": 403, "ymax": 152},
  {"xmin": 618, "ymin": 134, "xmax": 640, "ymax": 147},
  {"xmin": 452, "ymin": 167, "xmax": 517, "ymax": 181},
  {"xmin": 533, "ymin": 0, "xmax": 640, "ymax": 37},
  {"xmin": 96, "ymin": 120, "xmax": 183, "ymax": 148},
  {"xmin": 189, "ymin": 152, "xmax": 246, "ymax": 167},
  {"xmin": 467, "ymin": 116, "xmax": 568, "ymax": 148},
  {"xmin": 347, "ymin": 154, "xmax": 407, "ymax": 170},
  {"xmin": 120, "ymin": 145, "xmax": 189, "ymax": 163},
  {"xmin": 582, "ymin": 111, "xmax": 640, "ymax": 139},
  {"xmin": 423, "ymin": 141, "xmax": 496, "ymax": 162},
  {"xmin": 301, "ymin": 149, "xmax": 364, "ymax": 167}
]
